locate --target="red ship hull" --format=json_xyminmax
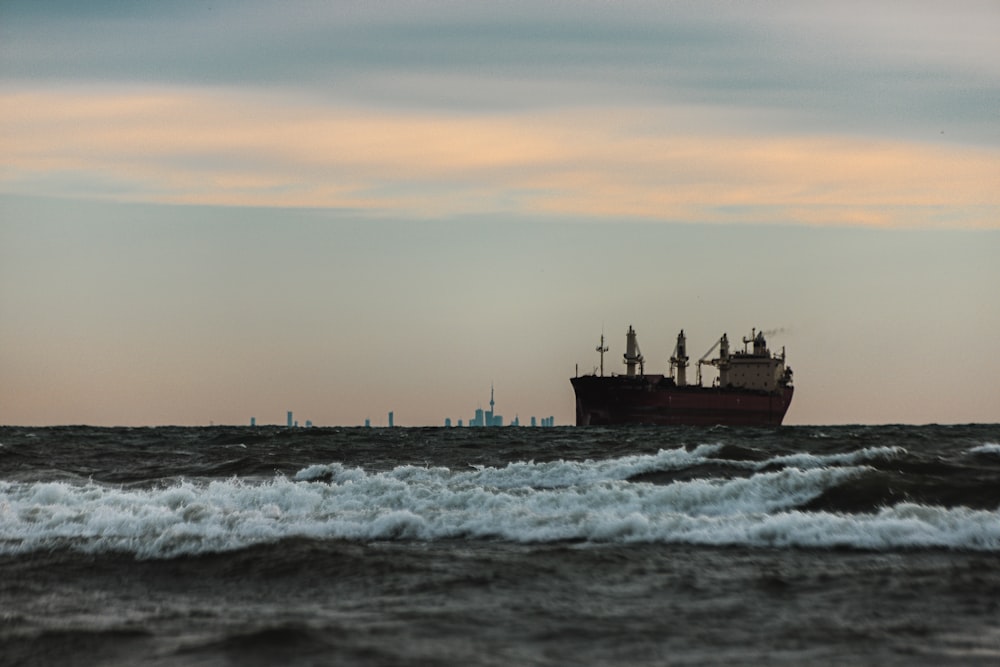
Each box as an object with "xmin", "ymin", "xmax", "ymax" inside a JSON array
[{"xmin": 571, "ymin": 374, "xmax": 794, "ymax": 427}]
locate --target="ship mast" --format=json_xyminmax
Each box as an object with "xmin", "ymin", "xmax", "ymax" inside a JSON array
[{"xmin": 596, "ymin": 333, "xmax": 609, "ymax": 376}]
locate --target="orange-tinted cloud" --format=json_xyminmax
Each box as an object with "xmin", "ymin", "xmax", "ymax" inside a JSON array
[{"xmin": 2, "ymin": 87, "xmax": 998, "ymax": 228}]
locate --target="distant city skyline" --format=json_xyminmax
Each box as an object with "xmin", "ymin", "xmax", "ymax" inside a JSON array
[{"xmin": 255, "ymin": 385, "xmax": 558, "ymax": 428}]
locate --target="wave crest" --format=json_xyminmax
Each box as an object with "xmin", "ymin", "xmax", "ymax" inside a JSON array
[{"xmin": 3, "ymin": 452, "xmax": 997, "ymax": 557}]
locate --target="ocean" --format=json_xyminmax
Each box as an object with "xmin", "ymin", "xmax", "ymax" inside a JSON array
[{"xmin": 1, "ymin": 424, "xmax": 999, "ymax": 666}]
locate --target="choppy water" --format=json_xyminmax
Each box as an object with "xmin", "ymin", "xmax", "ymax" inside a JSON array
[{"xmin": 2, "ymin": 424, "xmax": 999, "ymax": 665}]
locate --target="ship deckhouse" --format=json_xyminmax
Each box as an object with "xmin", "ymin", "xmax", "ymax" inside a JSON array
[{"xmin": 716, "ymin": 329, "xmax": 793, "ymax": 392}]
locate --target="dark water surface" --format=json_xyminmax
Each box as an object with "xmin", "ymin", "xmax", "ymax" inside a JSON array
[{"xmin": 2, "ymin": 424, "xmax": 999, "ymax": 665}]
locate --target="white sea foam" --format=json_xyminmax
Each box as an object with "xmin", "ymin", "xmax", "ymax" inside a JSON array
[
  {"xmin": 3, "ymin": 454, "xmax": 998, "ymax": 558},
  {"xmin": 969, "ymin": 442, "xmax": 1000, "ymax": 456},
  {"xmin": 296, "ymin": 443, "xmax": 725, "ymax": 488},
  {"xmin": 756, "ymin": 445, "xmax": 907, "ymax": 470}
]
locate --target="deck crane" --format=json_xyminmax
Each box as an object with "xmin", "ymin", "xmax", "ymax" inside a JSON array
[
  {"xmin": 623, "ymin": 326, "xmax": 645, "ymax": 377},
  {"xmin": 669, "ymin": 330, "xmax": 689, "ymax": 386},
  {"xmin": 696, "ymin": 334, "xmax": 727, "ymax": 386}
]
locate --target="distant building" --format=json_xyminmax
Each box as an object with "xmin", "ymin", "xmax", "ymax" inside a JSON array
[
  {"xmin": 457, "ymin": 386, "xmax": 558, "ymax": 427},
  {"xmin": 488, "ymin": 385, "xmax": 499, "ymax": 426},
  {"xmin": 364, "ymin": 418, "xmax": 371, "ymax": 428},
  {"xmin": 388, "ymin": 411, "xmax": 394, "ymax": 428},
  {"xmin": 287, "ymin": 411, "xmax": 293, "ymax": 428},
  {"xmin": 250, "ymin": 417, "xmax": 256, "ymax": 427},
  {"xmin": 470, "ymin": 384, "xmax": 507, "ymax": 426},
  {"xmin": 445, "ymin": 418, "xmax": 452, "ymax": 427}
]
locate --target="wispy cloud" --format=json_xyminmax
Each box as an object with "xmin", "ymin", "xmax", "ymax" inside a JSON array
[
  {"xmin": 4, "ymin": 1, "xmax": 997, "ymax": 135},
  {"xmin": 2, "ymin": 2, "xmax": 998, "ymax": 226},
  {"xmin": 3, "ymin": 88, "xmax": 998, "ymax": 228}
]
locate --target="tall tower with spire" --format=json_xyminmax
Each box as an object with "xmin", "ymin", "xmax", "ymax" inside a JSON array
[{"xmin": 472, "ymin": 384, "xmax": 503, "ymax": 426}]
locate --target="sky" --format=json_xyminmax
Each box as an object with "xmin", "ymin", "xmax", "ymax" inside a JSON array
[{"xmin": 1, "ymin": 0, "xmax": 998, "ymax": 426}]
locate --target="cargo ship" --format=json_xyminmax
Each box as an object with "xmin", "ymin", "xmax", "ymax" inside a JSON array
[{"xmin": 571, "ymin": 327, "xmax": 793, "ymax": 426}]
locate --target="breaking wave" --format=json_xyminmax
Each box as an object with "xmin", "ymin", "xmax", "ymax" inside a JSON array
[
  {"xmin": 758, "ymin": 445, "xmax": 906, "ymax": 470},
  {"xmin": 969, "ymin": 442, "xmax": 1000, "ymax": 456},
  {"xmin": 3, "ymin": 448, "xmax": 998, "ymax": 558}
]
